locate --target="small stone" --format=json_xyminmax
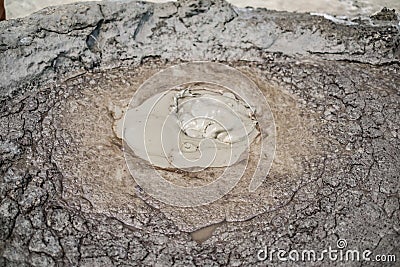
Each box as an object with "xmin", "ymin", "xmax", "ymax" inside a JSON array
[
  {"xmin": 371, "ymin": 7, "xmax": 397, "ymax": 21},
  {"xmin": 19, "ymin": 37, "xmax": 33, "ymax": 46}
]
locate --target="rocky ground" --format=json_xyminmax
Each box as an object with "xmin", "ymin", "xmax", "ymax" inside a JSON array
[
  {"xmin": 6, "ymin": 0, "xmax": 400, "ymax": 19},
  {"xmin": 0, "ymin": 0, "xmax": 399, "ymax": 266}
]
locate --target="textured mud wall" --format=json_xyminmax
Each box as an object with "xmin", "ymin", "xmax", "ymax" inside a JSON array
[{"xmin": 0, "ymin": 0, "xmax": 399, "ymax": 266}]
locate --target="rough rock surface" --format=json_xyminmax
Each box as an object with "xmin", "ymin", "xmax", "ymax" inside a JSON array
[{"xmin": 0, "ymin": 0, "xmax": 399, "ymax": 266}]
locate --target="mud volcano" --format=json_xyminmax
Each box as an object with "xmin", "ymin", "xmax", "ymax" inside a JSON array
[{"xmin": 0, "ymin": 0, "xmax": 399, "ymax": 266}]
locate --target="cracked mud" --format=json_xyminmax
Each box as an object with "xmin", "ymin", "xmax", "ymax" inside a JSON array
[{"xmin": 0, "ymin": 0, "xmax": 399, "ymax": 266}]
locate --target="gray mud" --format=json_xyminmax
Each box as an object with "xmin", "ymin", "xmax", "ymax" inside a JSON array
[{"xmin": 0, "ymin": 1, "xmax": 399, "ymax": 266}]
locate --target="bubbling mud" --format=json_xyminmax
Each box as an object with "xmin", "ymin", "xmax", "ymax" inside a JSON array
[
  {"xmin": 121, "ymin": 62, "xmax": 276, "ymax": 207},
  {"xmin": 123, "ymin": 84, "xmax": 259, "ymax": 169}
]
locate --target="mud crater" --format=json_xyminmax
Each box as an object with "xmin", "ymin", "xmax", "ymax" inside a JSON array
[{"xmin": 50, "ymin": 60, "xmax": 322, "ymax": 234}]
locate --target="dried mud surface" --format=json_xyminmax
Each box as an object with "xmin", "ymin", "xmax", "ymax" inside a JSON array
[{"xmin": 0, "ymin": 0, "xmax": 399, "ymax": 266}]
